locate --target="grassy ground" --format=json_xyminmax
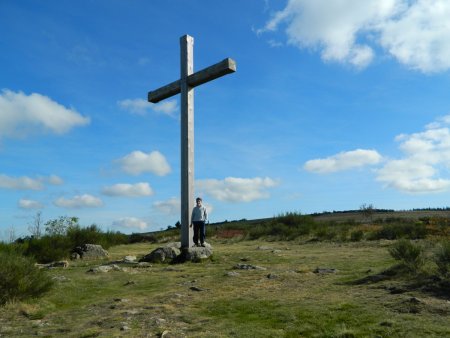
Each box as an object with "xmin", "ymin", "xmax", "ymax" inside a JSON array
[{"xmin": 0, "ymin": 239, "xmax": 449, "ymax": 337}]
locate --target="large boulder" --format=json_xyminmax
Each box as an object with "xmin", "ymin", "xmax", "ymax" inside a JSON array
[
  {"xmin": 72, "ymin": 244, "xmax": 109, "ymax": 260},
  {"xmin": 139, "ymin": 244, "xmax": 181, "ymax": 263},
  {"xmin": 181, "ymin": 243, "xmax": 213, "ymax": 262},
  {"xmin": 139, "ymin": 242, "xmax": 213, "ymax": 263}
]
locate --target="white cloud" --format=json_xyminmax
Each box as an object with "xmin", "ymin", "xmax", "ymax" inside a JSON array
[
  {"xmin": 376, "ymin": 114, "xmax": 450, "ymax": 193},
  {"xmin": 261, "ymin": 0, "xmax": 450, "ymax": 73},
  {"xmin": 54, "ymin": 194, "xmax": 103, "ymax": 208},
  {"xmin": 0, "ymin": 89, "xmax": 90, "ymax": 139},
  {"xmin": 116, "ymin": 150, "xmax": 171, "ymax": 176},
  {"xmin": 153, "ymin": 197, "xmax": 180, "ymax": 215},
  {"xmin": 197, "ymin": 177, "xmax": 279, "ymax": 202},
  {"xmin": 102, "ymin": 182, "xmax": 153, "ymax": 197},
  {"xmin": 304, "ymin": 149, "xmax": 382, "ymax": 174},
  {"xmin": 0, "ymin": 174, "xmax": 64, "ymax": 190},
  {"xmin": 112, "ymin": 217, "xmax": 148, "ymax": 231},
  {"xmin": 118, "ymin": 98, "xmax": 178, "ymax": 117},
  {"xmin": 45, "ymin": 175, "xmax": 64, "ymax": 185},
  {"xmin": 0, "ymin": 174, "xmax": 44, "ymax": 190},
  {"xmin": 18, "ymin": 199, "xmax": 44, "ymax": 209}
]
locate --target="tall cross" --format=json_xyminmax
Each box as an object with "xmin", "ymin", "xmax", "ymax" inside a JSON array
[{"xmin": 148, "ymin": 35, "xmax": 236, "ymax": 249}]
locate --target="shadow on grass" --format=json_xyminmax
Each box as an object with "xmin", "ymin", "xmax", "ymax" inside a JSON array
[{"xmin": 348, "ymin": 264, "xmax": 450, "ymax": 302}]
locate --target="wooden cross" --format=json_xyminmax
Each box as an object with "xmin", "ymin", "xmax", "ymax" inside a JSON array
[{"xmin": 148, "ymin": 35, "xmax": 236, "ymax": 249}]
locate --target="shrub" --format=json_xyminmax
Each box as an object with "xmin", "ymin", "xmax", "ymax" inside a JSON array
[
  {"xmin": 371, "ymin": 223, "xmax": 427, "ymax": 240},
  {"xmin": 0, "ymin": 251, "xmax": 53, "ymax": 305},
  {"xmin": 434, "ymin": 241, "xmax": 450, "ymax": 277},
  {"xmin": 25, "ymin": 235, "xmax": 71, "ymax": 263},
  {"xmin": 350, "ymin": 230, "xmax": 364, "ymax": 242},
  {"xmin": 389, "ymin": 239, "xmax": 425, "ymax": 274}
]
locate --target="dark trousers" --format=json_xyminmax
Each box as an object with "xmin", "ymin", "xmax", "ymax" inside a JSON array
[{"xmin": 193, "ymin": 221, "xmax": 206, "ymax": 245}]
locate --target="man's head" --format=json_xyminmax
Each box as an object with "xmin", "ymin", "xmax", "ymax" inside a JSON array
[{"xmin": 196, "ymin": 197, "xmax": 202, "ymax": 206}]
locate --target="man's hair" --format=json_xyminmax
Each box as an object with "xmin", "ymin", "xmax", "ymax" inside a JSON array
[{"xmin": 196, "ymin": 197, "xmax": 202, "ymax": 202}]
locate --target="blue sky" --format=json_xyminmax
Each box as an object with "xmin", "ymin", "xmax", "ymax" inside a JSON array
[{"xmin": 2, "ymin": 0, "xmax": 450, "ymax": 238}]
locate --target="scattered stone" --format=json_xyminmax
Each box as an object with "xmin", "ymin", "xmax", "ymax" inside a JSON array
[
  {"xmin": 124, "ymin": 255, "xmax": 137, "ymax": 263},
  {"xmin": 234, "ymin": 263, "xmax": 267, "ymax": 271},
  {"xmin": 52, "ymin": 275, "xmax": 70, "ymax": 282},
  {"xmin": 137, "ymin": 262, "xmax": 152, "ymax": 268},
  {"xmin": 267, "ymin": 273, "xmax": 279, "ymax": 279},
  {"xmin": 72, "ymin": 244, "xmax": 109, "ymax": 260},
  {"xmin": 114, "ymin": 298, "xmax": 129, "ymax": 303},
  {"xmin": 272, "ymin": 250, "xmax": 282, "ymax": 254},
  {"xmin": 120, "ymin": 325, "xmax": 130, "ymax": 331},
  {"xmin": 240, "ymin": 257, "xmax": 250, "ymax": 262},
  {"xmin": 87, "ymin": 265, "xmax": 113, "ymax": 273},
  {"xmin": 70, "ymin": 252, "xmax": 81, "ymax": 260},
  {"xmin": 35, "ymin": 261, "xmax": 69, "ymax": 269},
  {"xmin": 124, "ymin": 280, "xmax": 135, "ymax": 286},
  {"xmin": 160, "ymin": 330, "xmax": 170, "ymax": 337},
  {"xmin": 190, "ymin": 286, "xmax": 206, "ymax": 292},
  {"xmin": 257, "ymin": 246, "xmax": 273, "ymax": 250},
  {"xmin": 313, "ymin": 268, "xmax": 338, "ymax": 274},
  {"xmin": 225, "ymin": 271, "xmax": 240, "ymax": 277}
]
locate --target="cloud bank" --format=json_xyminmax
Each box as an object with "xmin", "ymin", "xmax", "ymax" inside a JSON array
[
  {"xmin": 197, "ymin": 177, "xmax": 279, "ymax": 202},
  {"xmin": 18, "ymin": 199, "xmax": 44, "ymax": 210},
  {"xmin": 54, "ymin": 194, "xmax": 103, "ymax": 208},
  {"xmin": 112, "ymin": 217, "xmax": 148, "ymax": 231},
  {"xmin": 116, "ymin": 150, "xmax": 171, "ymax": 176},
  {"xmin": 304, "ymin": 149, "xmax": 382, "ymax": 174},
  {"xmin": 304, "ymin": 114, "xmax": 450, "ymax": 194},
  {"xmin": 102, "ymin": 182, "xmax": 153, "ymax": 197},
  {"xmin": 0, "ymin": 90, "xmax": 90, "ymax": 139},
  {"xmin": 0, "ymin": 174, "xmax": 63, "ymax": 190},
  {"xmin": 118, "ymin": 98, "xmax": 178, "ymax": 118},
  {"xmin": 261, "ymin": 0, "xmax": 450, "ymax": 73}
]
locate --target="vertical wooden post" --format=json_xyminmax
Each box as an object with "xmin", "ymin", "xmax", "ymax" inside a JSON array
[{"xmin": 180, "ymin": 35, "xmax": 194, "ymax": 249}]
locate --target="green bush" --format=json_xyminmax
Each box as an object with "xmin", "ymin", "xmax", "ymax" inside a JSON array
[
  {"xmin": 389, "ymin": 239, "xmax": 425, "ymax": 274},
  {"xmin": 434, "ymin": 241, "xmax": 450, "ymax": 277},
  {"xmin": 25, "ymin": 235, "xmax": 71, "ymax": 263},
  {"xmin": 0, "ymin": 251, "xmax": 53, "ymax": 305},
  {"xmin": 350, "ymin": 230, "xmax": 364, "ymax": 242},
  {"xmin": 371, "ymin": 223, "xmax": 427, "ymax": 240}
]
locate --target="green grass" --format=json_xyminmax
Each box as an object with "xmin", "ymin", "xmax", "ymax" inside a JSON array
[{"xmin": 0, "ymin": 239, "xmax": 449, "ymax": 337}]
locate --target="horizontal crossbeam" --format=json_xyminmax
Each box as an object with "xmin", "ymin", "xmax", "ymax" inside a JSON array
[{"xmin": 148, "ymin": 58, "xmax": 236, "ymax": 103}]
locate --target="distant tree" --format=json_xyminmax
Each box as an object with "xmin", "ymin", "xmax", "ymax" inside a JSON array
[
  {"xmin": 360, "ymin": 203, "xmax": 375, "ymax": 223},
  {"xmin": 175, "ymin": 221, "xmax": 181, "ymax": 229},
  {"xmin": 28, "ymin": 211, "xmax": 44, "ymax": 239},
  {"xmin": 45, "ymin": 216, "xmax": 79, "ymax": 236}
]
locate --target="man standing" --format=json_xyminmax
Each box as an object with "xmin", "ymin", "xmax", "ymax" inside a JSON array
[{"xmin": 190, "ymin": 197, "xmax": 208, "ymax": 247}]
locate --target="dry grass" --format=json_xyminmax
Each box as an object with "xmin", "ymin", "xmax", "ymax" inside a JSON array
[{"xmin": 0, "ymin": 239, "xmax": 449, "ymax": 337}]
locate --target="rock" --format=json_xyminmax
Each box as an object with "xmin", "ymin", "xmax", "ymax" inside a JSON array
[
  {"xmin": 257, "ymin": 246, "xmax": 273, "ymax": 250},
  {"xmin": 225, "ymin": 271, "xmax": 240, "ymax": 277},
  {"xmin": 190, "ymin": 286, "xmax": 206, "ymax": 292},
  {"xmin": 267, "ymin": 273, "xmax": 279, "ymax": 279},
  {"xmin": 70, "ymin": 252, "xmax": 81, "ymax": 260},
  {"xmin": 87, "ymin": 265, "xmax": 112, "ymax": 273},
  {"xmin": 182, "ymin": 245, "xmax": 213, "ymax": 262},
  {"xmin": 137, "ymin": 262, "xmax": 152, "ymax": 268},
  {"xmin": 36, "ymin": 261, "xmax": 69, "ymax": 269},
  {"xmin": 72, "ymin": 244, "xmax": 109, "ymax": 260},
  {"xmin": 313, "ymin": 268, "xmax": 338, "ymax": 274},
  {"xmin": 52, "ymin": 275, "xmax": 70, "ymax": 282},
  {"xmin": 139, "ymin": 246, "xmax": 181, "ymax": 263},
  {"xmin": 124, "ymin": 255, "xmax": 137, "ymax": 263},
  {"xmin": 234, "ymin": 263, "xmax": 267, "ymax": 270}
]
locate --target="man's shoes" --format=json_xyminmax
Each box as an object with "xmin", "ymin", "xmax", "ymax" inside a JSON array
[
  {"xmin": 193, "ymin": 243, "xmax": 199, "ymax": 247},
  {"xmin": 200, "ymin": 243, "xmax": 205, "ymax": 247}
]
